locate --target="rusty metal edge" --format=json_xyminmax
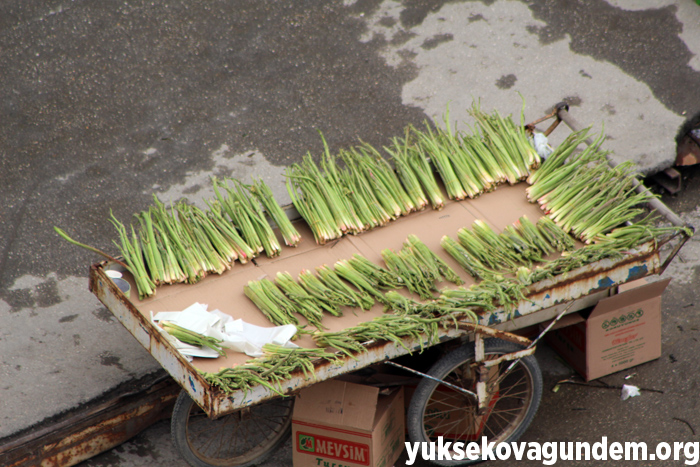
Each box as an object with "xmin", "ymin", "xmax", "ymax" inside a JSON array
[
  {"xmin": 0, "ymin": 376, "xmax": 179, "ymax": 467},
  {"xmin": 90, "ymin": 264, "xmax": 216, "ymax": 413}
]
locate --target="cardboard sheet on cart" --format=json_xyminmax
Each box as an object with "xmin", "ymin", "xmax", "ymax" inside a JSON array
[{"xmin": 127, "ymin": 183, "xmax": 546, "ymax": 373}]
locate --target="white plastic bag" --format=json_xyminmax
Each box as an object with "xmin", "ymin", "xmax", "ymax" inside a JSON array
[
  {"xmin": 531, "ymin": 132, "xmax": 554, "ymax": 160},
  {"xmin": 620, "ymin": 384, "xmax": 641, "ymax": 401}
]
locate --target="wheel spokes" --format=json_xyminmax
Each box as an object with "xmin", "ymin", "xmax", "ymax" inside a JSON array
[{"xmin": 185, "ymin": 398, "xmax": 294, "ymax": 463}]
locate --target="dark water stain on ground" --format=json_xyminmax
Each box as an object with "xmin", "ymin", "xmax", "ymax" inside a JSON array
[
  {"xmin": 58, "ymin": 314, "xmax": 78, "ymax": 323},
  {"xmin": 3, "ymin": 288, "xmax": 35, "ymax": 312},
  {"xmin": 496, "ymin": 74, "xmax": 517, "ymax": 89},
  {"xmin": 562, "ymin": 96, "xmax": 583, "ymax": 107},
  {"xmin": 0, "ymin": 1, "xmax": 428, "ymax": 288},
  {"xmin": 522, "ymin": 0, "xmax": 700, "ymax": 116},
  {"xmin": 421, "ymin": 33, "xmax": 454, "ymax": 50},
  {"xmin": 99, "ymin": 352, "xmax": 125, "ymax": 371},
  {"xmin": 93, "ymin": 307, "xmax": 115, "ymax": 323}
]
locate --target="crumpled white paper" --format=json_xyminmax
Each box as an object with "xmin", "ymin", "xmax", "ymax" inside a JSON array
[
  {"xmin": 152, "ymin": 302, "xmax": 298, "ymax": 359},
  {"xmin": 620, "ymin": 384, "xmax": 641, "ymax": 401}
]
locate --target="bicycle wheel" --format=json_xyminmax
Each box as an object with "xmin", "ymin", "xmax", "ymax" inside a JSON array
[
  {"xmin": 171, "ymin": 390, "xmax": 293, "ymax": 467},
  {"xmin": 406, "ymin": 338, "xmax": 542, "ymax": 466}
]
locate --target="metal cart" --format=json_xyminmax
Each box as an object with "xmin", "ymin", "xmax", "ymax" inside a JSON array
[{"xmin": 89, "ymin": 105, "xmax": 691, "ymax": 467}]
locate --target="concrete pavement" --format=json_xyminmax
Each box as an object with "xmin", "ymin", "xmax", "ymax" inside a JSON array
[{"xmin": 2, "ymin": 0, "xmax": 700, "ymax": 464}]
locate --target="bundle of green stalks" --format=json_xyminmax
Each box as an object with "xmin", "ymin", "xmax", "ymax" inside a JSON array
[
  {"xmin": 175, "ymin": 203, "xmax": 240, "ymax": 275},
  {"xmin": 468, "ymin": 102, "xmax": 540, "ymax": 185},
  {"xmin": 381, "ymin": 128, "xmax": 444, "ymax": 210},
  {"xmin": 334, "ymin": 259, "xmax": 390, "ymax": 305},
  {"xmin": 536, "ymin": 216, "xmax": 576, "ymax": 252},
  {"xmin": 526, "ymin": 130, "xmax": 658, "ymax": 243},
  {"xmin": 380, "ymin": 235, "xmax": 463, "ymax": 300},
  {"xmin": 296, "ymin": 269, "xmax": 346, "ymax": 316},
  {"xmin": 286, "ymin": 134, "xmax": 424, "ymax": 244},
  {"xmin": 104, "ymin": 194, "xmax": 261, "ymax": 298},
  {"xmin": 212, "ymin": 177, "xmax": 281, "ymax": 257},
  {"xmin": 108, "ymin": 217, "xmax": 157, "ymax": 298},
  {"xmin": 384, "ymin": 133, "xmax": 431, "ymax": 211},
  {"xmin": 202, "ymin": 346, "xmax": 337, "ymax": 396},
  {"xmin": 249, "ymin": 178, "xmax": 302, "ymax": 247},
  {"xmin": 407, "ymin": 106, "xmax": 524, "ymax": 200},
  {"xmin": 351, "ymin": 141, "xmax": 420, "ymax": 216},
  {"xmin": 286, "ymin": 137, "xmax": 366, "ymax": 243},
  {"xmin": 243, "ymin": 279, "xmax": 300, "ymax": 327},
  {"xmin": 594, "ymin": 217, "xmax": 693, "ymax": 249},
  {"xmin": 380, "ymin": 249, "xmax": 433, "ymax": 300},
  {"xmin": 456, "ymin": 220, "xmax": 525, "ymax": 271},
  {"xmin": 261, "ymin": 344, "xmax": 337, "ymax": 378},
  {"xmin": 347, "ymin": 254, "xmax": 404, "ymax": 290},
  {"xmin": 312, "ymin": 313, "xmax": 454, "ymax": 358},
  {"xmin": 382, "ymin": 290, "xmax": 429, "ymax": 315},
  {"xmin": 404, "ymin": 235, "xmax": 463, "ymax": 286},
  {"xmin": 161, "ymin": 322, "xmax": 226, "ymax": 357},
  {"xmin": 286, "ymin": 156, "xmax": 344, "ymax": 244},
  {"xmin": 317, "ymin": 265, "xmax": 375, "ymax": 310},
  {"xmin": 442, "ymin": 215, "xmax": 577, "ymax": 282},
  {"xmin": 275, "ymin": 272, "xmax": 327, "ymax": 330},
  {"xmin": 437, "ymin": 276, "xmax": 527, "ymax": 315},
  {"xmin": 410, "ymin": 121, "xmax": 468, "ymax": 201},
  {"xmin": 440, "ymin": 235, "xmax": 497, "ymax": 280},
  {"xmin": 62, "ymin": 173, "xmax": 295, "ymax": 299}
]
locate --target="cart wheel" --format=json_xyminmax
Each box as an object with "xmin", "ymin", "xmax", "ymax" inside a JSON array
[
  {"xmin": 407, "ymin": 338, "xmax": 542, "ymax": 466},
  {"xmin": 171, "ymin": 390, "xmax": 293, "ymax": 467}
]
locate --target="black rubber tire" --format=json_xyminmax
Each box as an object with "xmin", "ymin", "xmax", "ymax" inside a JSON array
[
  {"xmin": 171, "ymin": 390, "xmax": 293, "ymax": 467},
  {"xmin": 406, "ymin": 339, "xmax": 542, "ymax": 466}
]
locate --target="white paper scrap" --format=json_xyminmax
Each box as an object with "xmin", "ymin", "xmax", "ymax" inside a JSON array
[
  {"xmin": 222, "ymin": 320, "xmax": 298, "ymax": 357},
  {"xmin": 152, "ymin": 302, "xmax": 221, "ymax": 335},
  {"xmin": 151, "ymin": 303, "xmax": 298, "ymax": 358}
]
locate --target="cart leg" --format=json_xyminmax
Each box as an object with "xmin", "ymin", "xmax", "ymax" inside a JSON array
[
  {"xmin": 170, "ymin": 390, "xmax": 293, "ymax": 467},
  {"xmin": 406, "ymin": 338, "xmax": 542, "ymax": 466}
]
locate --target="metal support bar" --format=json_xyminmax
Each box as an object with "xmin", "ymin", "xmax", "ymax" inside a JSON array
[
  {"xmin": 453, "ymin": 321, "xmax": 532, "ymax": 347},
  {"xmin": 660, "ymin": 230, "xmax": 692, "ymax": 274},
  {"xmin": 526, "ymin": 301, "xmax": 575, "ymax": 351},
  {"xmin": 492, "ymin": 301, "xmax": 575, "ymax": 386},
  {"xmin": 525, "ymin": 102, "xmax": 568, "ymax": 136},
  {"xmin": 480, "ymin": 346, "xmax": 536, "ymax": 369},
  {"xmin": 474, "ymin": 333, "xmax": 488, "ymax": 411},
  {"xmin": 384, "ymin": 361, "xmax": 477, "ymax": 398}
]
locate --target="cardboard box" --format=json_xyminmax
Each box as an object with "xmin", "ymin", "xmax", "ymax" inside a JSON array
[
  {"xmin": 543, "ymin": 278, "xmax": 670, "ymax": 381},
  {"xmin": 292, "ymin": 379, "xmax": 405, "ymax": 467}
]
